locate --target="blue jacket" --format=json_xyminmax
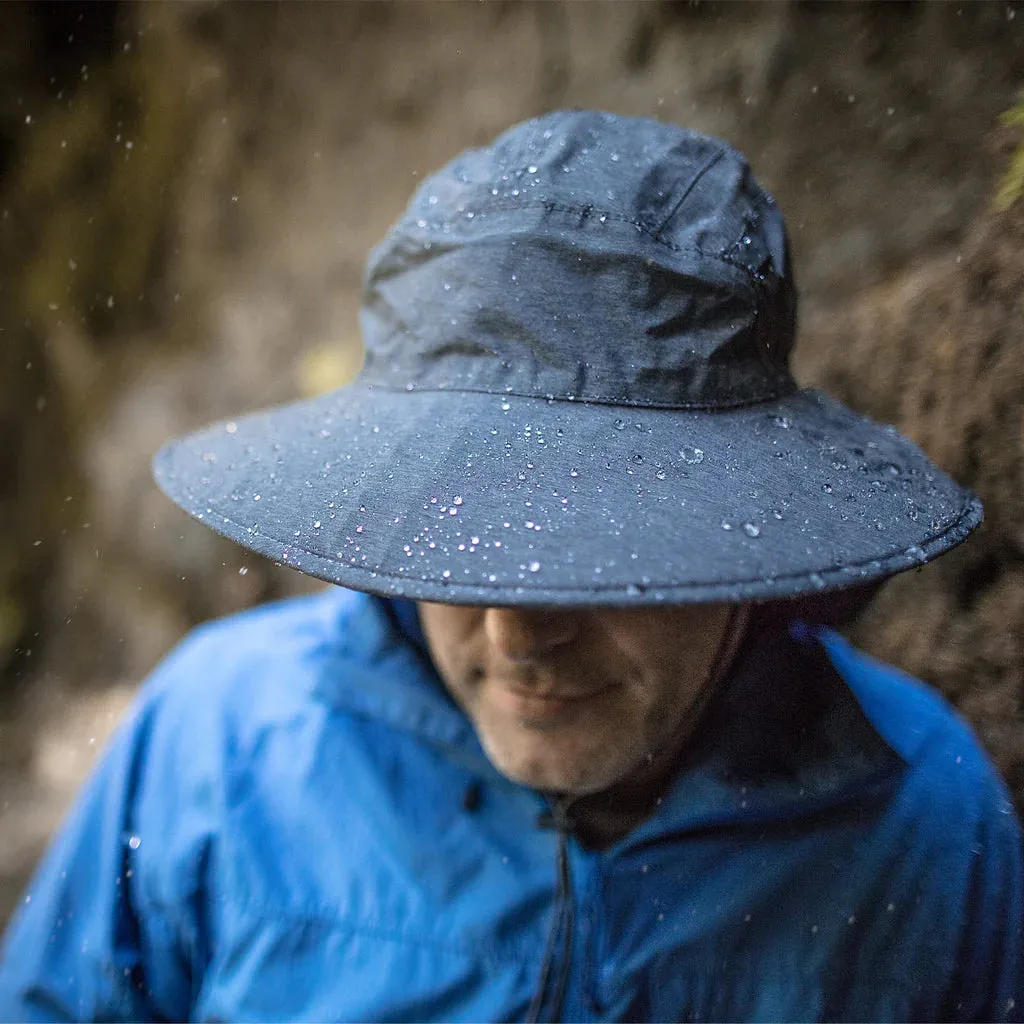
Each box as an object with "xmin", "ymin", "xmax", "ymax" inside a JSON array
[{"xmin": 1, "ymin": 588, "xmax": 1021, "ymax": 1022}]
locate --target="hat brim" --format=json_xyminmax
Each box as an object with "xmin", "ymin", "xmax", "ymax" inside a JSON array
[{"xmin": 153, "ymin": 383, "xmax": 981, "ymax": 607}]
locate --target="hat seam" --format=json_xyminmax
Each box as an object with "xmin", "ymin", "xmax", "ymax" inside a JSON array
[
  {"xmin": 213, "ymin": 498, "xmax": 979, "ymax": 598},
  {"xmin": 651, "ymin": 145, "xmax": 727, "ymax": 239},
  {"xmin": 411, "ymin": 199, "xmax": 759, "ymax": 277},
  {"xmin": 360, "ymin": 378, "xmax": 798, "ymax": 412}
]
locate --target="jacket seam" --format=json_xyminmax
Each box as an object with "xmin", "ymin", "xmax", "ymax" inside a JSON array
[{"xmin": 170, "ymin": 896, "xmax": 532, "ymax": 967}]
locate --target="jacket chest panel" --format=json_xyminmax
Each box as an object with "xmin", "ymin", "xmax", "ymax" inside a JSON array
[{"xmin": 189, "ymin": 707, "xmax": 960, "ymax": 1022}]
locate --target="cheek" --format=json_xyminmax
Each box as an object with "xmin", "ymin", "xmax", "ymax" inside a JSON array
[
  {"xmin": 418, "ymin": 606, "xmax": 486, "ymax": 688},
  {"xmin": 436, "ymin": 643, "xmax": 488, "ymax": 707},
  {"xmin": 630, "ymin": 659, "xmax": 716, "ymax": 738}
]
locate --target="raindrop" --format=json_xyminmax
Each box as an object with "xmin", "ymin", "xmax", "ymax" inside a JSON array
[
  {"xmin": 614, "ymin": 419, "xmax": 626, "ymax": 430},
  {"xmin": 809, "ymin": 572, "xmax": 826, "ymax": 589},
  {"xmin": 569, "ymin": 468, "xmax": 579, "ymax": 478},
  {"xmin": 679, "ymin": 446, "xmax": 704, "ymax": 465},
  {"xmin": 721, "ymin": 520, "xmax": 733, "ymax": 531},
  {"xmin": 453, "ymin": 496, "xmax": 464, "ymax": 506},
  {"xmin": 528, "ymin": 561, "xmax": 541, "ymax": 572},
  {"xmin": 772, "ymin": 416, "xmax": 791, "ymax": 429},
  {"xmin": 238, "ymin": 567, "xmax": 248, "ymax": 576},
  {"xmin": 655, "ymin": 469, "xmax": 666, "ymax": 480},
  {"xmin": 822, "ymin": 483, "xmax": 833, "ymax": 493},
  {"xmin": 501, "ymin": 402, "xmax": 511, "ymax": 411},
  {"xmin": 225, "ymin": 421, "xmax": 238, "ymax": 434},
  {"xmin": 631, "ymin": 453, "xmax": 643, "ymax": 464},
  {"xmin": 442, "ymin": 569, "xmax": 452, "ymax": 579},
  {"xmin": 127, "ymin": 836, "xmax": 141, "ymax": 850},
  {"xmin": 742, "ymin": 522, "xmax": 761, "ymax": 538},
  {"xmin": 527, "ymin": 164, "xmax": 538, "ymax": 174}
]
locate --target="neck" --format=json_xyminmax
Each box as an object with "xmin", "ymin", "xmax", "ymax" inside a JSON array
[{"xmin": 558, "ymin": 605, "xmax": 751, "ymax": 849}]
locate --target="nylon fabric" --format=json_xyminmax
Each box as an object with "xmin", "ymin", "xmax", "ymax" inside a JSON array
[{"xmin": 1, "ymin": 588, "xmax": 1021, "ymax": 1022}]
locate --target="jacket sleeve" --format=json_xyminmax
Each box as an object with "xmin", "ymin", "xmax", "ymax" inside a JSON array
[
  {"xmin": 0, "ymin": 661, "xmax": 204, "ymax": 1022},
  {"xmin": 942, "ymin": 768, "xmax": 1024, "ymax": 1024}
]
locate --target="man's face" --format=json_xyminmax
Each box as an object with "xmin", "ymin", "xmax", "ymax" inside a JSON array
[{"xmin": 417, "ymin": 602, "xmax": 735, "ymax": 796}]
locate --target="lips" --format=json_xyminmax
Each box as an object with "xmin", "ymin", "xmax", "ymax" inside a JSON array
[{"xmin": 490, "ymin": 682, "xmax": 618, "ymax": 723}]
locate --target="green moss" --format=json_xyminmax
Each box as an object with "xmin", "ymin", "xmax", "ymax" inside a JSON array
[{"xmin": 995, "ymin": 94, "xmax": 1024, "ymax": 211}]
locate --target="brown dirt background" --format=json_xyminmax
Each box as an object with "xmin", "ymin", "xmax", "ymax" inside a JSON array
[{"xmin": 1, "ymin": 0, "xmax": 1023, "ymax": 928}]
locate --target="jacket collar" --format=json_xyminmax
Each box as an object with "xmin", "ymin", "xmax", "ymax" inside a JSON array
[
  {"xmin": 312, "ymin": 590, "xmax": 907, "ymax": 835},
  {"xmin": 615, "ymin": 620, "xmax": 907, "ymax": 849}
]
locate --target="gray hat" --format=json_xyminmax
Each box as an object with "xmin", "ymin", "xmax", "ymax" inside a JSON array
[{"xmin": 153, "ymin": 111, "xmax": 981, "ymax": 606}]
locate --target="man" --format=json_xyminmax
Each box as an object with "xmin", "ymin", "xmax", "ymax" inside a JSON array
[{"xmin": 1, "ymin": 111, "xmax": 1020, "ymax": 1022}]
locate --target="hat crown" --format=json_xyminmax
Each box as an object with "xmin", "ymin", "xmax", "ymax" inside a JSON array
[{"xmin": 360, "ymin": 111, "xmax": 797, "ymax": 409}]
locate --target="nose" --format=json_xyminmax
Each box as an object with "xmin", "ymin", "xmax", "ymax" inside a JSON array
[{"xmin": 483, "ymin": 607, "xmax": 581, "ymax": 663}]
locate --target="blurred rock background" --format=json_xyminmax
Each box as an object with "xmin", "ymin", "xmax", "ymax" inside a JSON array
[{"xmin": 1, "ymin": 0, "xmax": 1023, "ymax": 927}]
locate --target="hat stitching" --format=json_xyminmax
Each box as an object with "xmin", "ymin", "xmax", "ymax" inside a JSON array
[
  {"xmin": 209, "ymin": 497, "xmax": 978, "ymax": 597},
  {"xmin": 361, "ymin": 379, "xmax": 797, "ymax": 413},
  {"xmin": 651, "ymin": 145, "xmax": 727, "ymax": 239},
  {"xmin": 410, "ymin": 199, "xmax": 762, "ymax": 278}
]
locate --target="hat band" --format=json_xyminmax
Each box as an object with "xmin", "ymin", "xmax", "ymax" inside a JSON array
[
  {"xmin": 360, "ymin": 220, "xmax": 795, "ymax": 409},
  {"xmin": 359, "ymin": 353, "xmax": 798, "ymax": 411}
]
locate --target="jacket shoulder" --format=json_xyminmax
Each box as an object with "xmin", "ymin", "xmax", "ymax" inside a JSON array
[
  {"xmin": 126, "ymin": 588, "xmax": 367, "ymax": 789},
  {"xmin": 148, "ymin": 588, "xmax": 355, "ymax": 707},
  {"xmin": 819, "ymin": 630, "xmax": 1016, "ymax": 825}
]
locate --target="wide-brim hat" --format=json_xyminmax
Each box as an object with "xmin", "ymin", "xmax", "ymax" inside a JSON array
[{"xmin": 154, "ymin": 111, "xmax": 981, "ymax": 607}]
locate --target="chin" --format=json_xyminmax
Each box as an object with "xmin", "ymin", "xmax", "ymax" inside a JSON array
[{"xmin": 482, "ymin": 735, "xmax": 629, "ymax": 796}]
